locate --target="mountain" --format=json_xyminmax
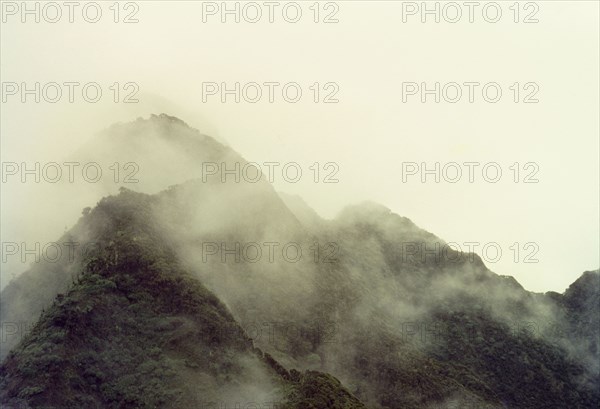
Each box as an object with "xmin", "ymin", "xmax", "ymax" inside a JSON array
[
  {"xmin": 0, "ymin": 113, "xmax": 257, "ymax": 289},
  {"xmin": 1, "ymin": 115, "xmax": 598, "ymax": 408},
  {"xmin": 0, "ymin": 189, "xmax": 365, "ymax": 408},
  {"xmin": 0, "ymin": 113, "xmax": 300, "ymax": 360}
]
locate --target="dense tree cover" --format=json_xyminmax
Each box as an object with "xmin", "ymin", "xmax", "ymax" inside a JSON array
[
  {"xmin": 0, "ymin": 189, "xmax": 363, "ymax": 408},
  {"xmin": 1, "ymin": 116, "xmax": 598, "ymax": 408}
]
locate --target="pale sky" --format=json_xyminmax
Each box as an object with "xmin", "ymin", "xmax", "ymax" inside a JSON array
[{"xmin": 1, "ymin": 0, "xmax": 599, "ymax": 293}]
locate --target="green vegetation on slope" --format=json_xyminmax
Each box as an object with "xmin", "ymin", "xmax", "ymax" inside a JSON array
[{"xmin": 1, "ymin": 189, "xmax": 366, "ymax": 409}]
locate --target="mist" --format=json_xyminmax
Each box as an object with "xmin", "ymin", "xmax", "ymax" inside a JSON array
[
  {"xmin": 1, "ymin": 1, "xmax": 599, "ymax": 408},
  {"xmin": 2, "ymin": 1, "xmax": 599, "ymax": 293}
]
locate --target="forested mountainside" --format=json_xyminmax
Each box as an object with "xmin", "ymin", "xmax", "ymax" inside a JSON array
[
  {"xmin": 0, "ymin": 190, "xmax": 365, "ymax": 409},
  {"xmin": 1, "ymin": 115, "xmax": 598, "ymax": 408}
]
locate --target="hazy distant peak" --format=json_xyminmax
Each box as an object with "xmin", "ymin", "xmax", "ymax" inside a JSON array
[
  {"xmin": 65, "ymin": 114, "xmax": 248, "ymax": 199},
  {"xmin": 278, "ymin": 192, "xmax": 323, "ymax": 227},
  {"xmin": 103, "ymin": 113, "xmax": 216, "ymax": 145},
  {"xmin": 94, "ymin": 113, "xmax": 235, "ymax": 161},
  {"xmin": 149, "ymin": 112, "xmax": 190, "ymax": 127},
  {"xmin": 336, "ymin": 201, "xmax": 417, "ymax": 229},
  {"xmin": 337, "ymin": 201, "xmax": 393, "ymax": 217},
  {"xmin": 497, "ymin": 274, "xmax": 526, "ymax": 291}
]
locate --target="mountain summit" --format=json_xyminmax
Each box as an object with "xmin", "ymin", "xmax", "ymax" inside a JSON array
[{"xmin": 1, "ymin": 115, "xmax": 598, "ymax": 408}]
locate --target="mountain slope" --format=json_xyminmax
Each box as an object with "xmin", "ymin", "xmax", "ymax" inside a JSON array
[
  {"xmin": 1, "ymin": 113, "xmax": 302, "ymax": 360},
  {"xmin": 1, "ymin": 115, "xmax": 598, "ymax": 408},
  {"xmin": 0, "ymin": 189, "xmax": 365, "ymax": 408}
]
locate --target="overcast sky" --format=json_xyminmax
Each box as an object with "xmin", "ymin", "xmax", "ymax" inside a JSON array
[{"xmin": 1, "ymin": 0, "xmax": 598, "ymax": 293}]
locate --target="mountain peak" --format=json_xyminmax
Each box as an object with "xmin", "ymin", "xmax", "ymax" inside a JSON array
[
  {"xmin": 2, "ymin": 115, "xmax": 598, "ymax": 409},
  {"xmin": 105, "ymin": 113, "xmax": 207, "ymax": 142},
  {"xmin": 149, "ymin": 113, "xmax": 190, "ymax": 126}
]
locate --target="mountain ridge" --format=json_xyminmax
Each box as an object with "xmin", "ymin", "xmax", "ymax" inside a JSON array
[{"xmin": 1, "ymin": 114, "xmax": 598, "ymax": 408}]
